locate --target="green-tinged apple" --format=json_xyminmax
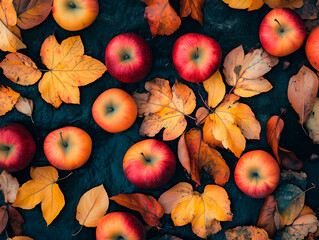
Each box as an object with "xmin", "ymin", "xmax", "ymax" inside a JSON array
[
  {"xmin": 0, "ymin": 123, "xmax": 35, "ymax": 172},
  {"xmin": 306, "ymin": 26, "xmax": 319, "ymax": 71},
  {"xmin": 96, "ymin": 212, "xmax": 146, "ymax": 240},
  {"xmin": 105, "ymin": 33, "xmax": 152, "ymax": 83},
  {"xmin": 53, "ymin": 0, "xmax": 99, "ymax": 31},
  {"xmin": 123, "ymin": 139, "xmax": 176, "ymax": 188},
  {"xmin": 92, "ymin": 88, "xmax": 137, "ymax": 133},
  {"xmin": 172, "ymin": 33, "xmax": 222, "ymax": 83},
  {"xmin": 259, "ymin": 8, "xmax": 306, "ymax": 57},
  {"xmin": 43, "ymin": 126, "xmax": 92, "ymax": 170},
  {"xmin": 234, "ymin": 150, "xmax": 280, "ymax": 198}
]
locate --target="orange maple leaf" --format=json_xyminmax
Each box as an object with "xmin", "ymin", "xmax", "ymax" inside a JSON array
[{"xmin": 180, "ymin": 0, "xmax": 205, "ymax": 25}]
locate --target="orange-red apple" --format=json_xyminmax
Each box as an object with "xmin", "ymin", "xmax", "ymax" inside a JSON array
[
  {"xmin": 306, "ymin": 26, "xmax": 319, "ymax": 71},
  {"xmin": 172, "ymin": 33, "xmax": 222, "ymax": 83},
  {"xmin": 123, "ymin": 139, "xmax": 176, "ymax": 188},
  {"xmin": 96, "ymin": 212, "xmax": 146, "ymax": 240},
  {"xmin": 52, "ymin": 0, "xmax": 99, "ymax": 31},
  {"xmin": 92, "ymin": 88, "xmax": 137, "ymax": 133},
  {"xmin": 0, "ymin": 123, "xmax": 36, "ymax": 172},
  {"xmin": 43, "ymin": 126, "xmax": 92, "ymax": 170},
  {"xmin": 234, "ymin": 150, "xmax": 280, "ymax": 198},
  {"xmin": 259, "ymin": 8, "xmax": 306, "ymax": 57}
]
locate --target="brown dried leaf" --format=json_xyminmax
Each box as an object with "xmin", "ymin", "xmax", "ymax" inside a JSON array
[
  {"xmin": 279, "ymin": 147, "xmax": 303, "ymax": 171},
  {"xmin": 264, "ymin": 0, "xmax": 304, "ymax": 9},
  {"xmin": 306, "ymin": 98, "xmax": 319, "ymax": 144},
  {"xmin": 0, "ymin": 206, "xmax": 9, "ymax": 235},
  {"xmin": 298, "ymin": 205, "xmax": 316, "ymax": 218},
  {"xmin": 15, "ymin": 96, "xmax": 34, "ymax": 123},
  {"xmin": 177, "ymin": 133, "xmax": 191, "ymax": 174},
  {"xmin": 180, "ymin": 0, "xmax": 205, "ymax": 25},
  {"xmin": 266, "ymin": 115, "xmax": 284, "ymax": 163},
  {"xmin": 195, "ymin": 107, "xmax": 209, "ymax": 126},
  {"xmin": 225, "ymin": 226, "xmax": 270, "ymax": 240},
  {"xmin": 0, "ymin": 171, "xmax": 19, "ymax": 203},
  {"xmin": 8, "ymin": 206, "xmax": 24, "ymax": 236},
  {"xmin": 295, "ymin": 0, "xmax": 319, "ymax": 19},
  {"xmin": 0, "ymin": 86, "xmax": 20, "ymax": 116}
]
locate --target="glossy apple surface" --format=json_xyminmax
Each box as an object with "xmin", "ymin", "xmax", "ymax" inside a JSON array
[
  {"xmin": 0, "ymin": 123, "xmax": 35, "ymax": 172},
  {"xmin": 123, "ymin": 139, "xmax": 176, "ymax": 188},
  {"xmin": 105, "ymin": 33, "xmax": 152, "ymax": 83},
  {"xmin": 96, "ymin": 212, "xmax": 146, "ymax": 240},
  {"xmin": 259, "ymin": 8, "xmax": 306, "ymax": 57},
  {"xmin": 306, "ymin": 26, "xmax": 319, "ymax": 71},
  {"xmin": 234, "ymin": 150, "xmax": 280, "ymax": 198},
  {"xmin": 92, "ymin": 88, "xmax": 137, "ymax": 133},
  {"xmin": 44, "ymin": 126, "xmax": 92, "ymax": 170},
  {"xmin": 53, "ymin": 0, "xmax": 99, "ymax": 31},
  {"xmin": 172, "ymin": 33, "xmax": 222, "ymax": 83}
]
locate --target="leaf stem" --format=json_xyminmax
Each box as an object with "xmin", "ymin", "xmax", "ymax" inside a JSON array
[
  {"xmin": 197, "ymin": 89, "xmax": 211, "ymax": 111},
  {"xmin": 72, "ymin": 225, "xmax": 83, "ymax": 237},
  {"xmin": 57, "ymin": 172, "xmax": 73, "ymax": 182}
]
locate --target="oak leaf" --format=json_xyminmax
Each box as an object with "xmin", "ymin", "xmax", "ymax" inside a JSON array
[
  {"xmin": 178, "ymin": 128, "xmax": 229, "ymax": 186},
  {"xmin": 15, "ymin": 96, "xmax": 34, "ymax": 122},
  {"xmin": 223, "ymin": 46, "xmax": 279, "ymax": 97},
  {"xmin": 222, "ymin": 0, "xmax": 264, "ymax": 11},
  {"xmin": 133, "ymin": 78, "xmax": 196, "ymax": 141},
  {"xmin": 288, "ymin": 65, "xmax": 318, "ymax": 124},
  {"xmin": 306, "ymin": 98, "xmax": 319, "ymax": 144},
  {"xmin": 0, "ymin": 52, "xmax": 42, "ymax": 86},
  {"xmin": 13, "ymin": 0, "xmax": 53, "ymax": 29},
  {"xmin": 158, "ymin": 182, "xmax": 232, "ymax": 238},
  {"xmin": 264, "ymin": 0, "xmax": 304, "ymax": 9},
  {"xmin": 202, "ymin": 94, "xmax": 261, "ymax": 158},
  {"xmin": 0, "ymin": 206, "xmax": 8, "ymax": 235},
  {"xmin": 142, "ymin": 0, "xmax": 181, "ymax": 37},
  {"xmin": 39, "ymin": 35, "xmax": 106, "ymax": 108},
  {"xmin": 111, "ymin": 193, "xmax": 164, "ymax": 227},
  {"xmin": 12, "ymin": 166, "xmax": 65, "ymax": 226},
  {"xmin": 180, "ymin": 0, "xmax": 205, "ymax": 25},
  {"xmin": 0, "ymin": 170, "xmax": 19, "ymax": 203},
  {"xmin": 203, "ymin": 70, "xmax": 225, "ymax": 108},
  {"xmin": 76, "ymin": 185, "xmax": 109, "ymax": 227},
  {"xmin": 0, "ymin": 86, "xmax": 20, "ymax": 116},
  {"xmin": 266, "ymin": 115, "xmax": 284, "ymax": 163},
  {"xmin": 225, "ymin": 226, "xmax": 270, "ymax": 240}
]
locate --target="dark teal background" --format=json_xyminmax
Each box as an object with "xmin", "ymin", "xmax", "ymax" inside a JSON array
[{"xmin": 0, "ymin": 0, "xmax": 319, "ymax": 239}]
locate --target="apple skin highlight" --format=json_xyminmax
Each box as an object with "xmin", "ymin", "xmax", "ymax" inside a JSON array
[{"xmin": 306, "ymin": 26, "xmax": 319, "ymax": 71}]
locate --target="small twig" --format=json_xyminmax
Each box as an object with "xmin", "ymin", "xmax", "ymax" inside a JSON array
[{"xmin": 57, "ymin": 172, "xmax": 73, "ymax": 182}]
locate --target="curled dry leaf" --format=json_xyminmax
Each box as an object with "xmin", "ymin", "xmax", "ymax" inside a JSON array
[
  {"xmin": 264, "ymin": 0, "xmax": 304, "ymax": 9},
  {"xmin": 274, "ymin": 184, "xmax": 305, "ymax": 226},
  {"xmin": 266, "ymin": 115, "xmax": 284, "ymax": 163},
  {"xmin": 39, "ymin": 35, "xmax": 107, "ymax": 108},
  {"xmin": 76, "ymin": 185, "xmax": 109, "ymax": 227},
  {"xmin": 177, "ymin": 132, "xmax": 191, "ymax": 173},
  {"xmin": 133, "ymin": 78, "xmax": 196, "ymax": 141},
  {"xmin": 178, "ymin": 128, "xmax": 230, "ymax": 186},
  {"xmin": 0, "ymin": 86, "xmax": 20, "ymax": 116},
  {"xmin": 0, "ymin": 206, "xmax": 9, "ymax": 235},
  {"xmin": 13, "ymin": 0, "xmax": 53, "ymax": 29},
  {"xmin": 223, "ymin": 45, "xmax": 278, "ymax": 97},
  {"xmin": 142, "ymin": 0, "xmax": 181, "ymax": 37},
  {"xmin": 0, "ymin": 52, "xmax": 42, "ymax": 86},
  {"xmin": 306, "ymin": 98, "xmax": 319, "ymax": 144},
  {"xmin": 279, "ymin": 147, "xmax": 303, "ymax": 171},
  {"xmin": 225, "ymin": 226, "xmax": 270, "ymax": 240},
  {"xmin": 180, "ymin": 0, "xmax": 205, "ymax": 25},
  {"xmin": 288, "ymin": 65, "xmax": 319, "ymax": 124},
  {"xmin": 8, "ymin": 206, "xmax": 24, "ymax": 236},
  {"xmin": 222, "ymin": 0, "xmax": 264, "ymax": 11},
  {"xmin": 0, "ymin": 170, "xmax": 19, "ymax": 203},
  {"xmin": 111, "ymin": 193, "xmax": 164, "ymax": 227},
  {"xmin": 202, "ymin": 94, "xmax": 261, "ymax": 158},
  {"xmin": 13, "ymin": 166, "xmax": 65, "ymax": 226},
  {"xmin": 158, "ymin": 182, "xmax": 232, "ymax": 238},
  {"xmin": 15, "ymin": 96, "xmax": 34, "ymax": 123},
  {"xmin": 203, "ymin": 70, "xmax": 225, "ymax": 108}
]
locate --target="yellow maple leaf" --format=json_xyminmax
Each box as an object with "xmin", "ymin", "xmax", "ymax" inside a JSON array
[
  {"xmin": 133, "ymin": 78, "xmax": 196, "ymax": 141},
  {"xmin": 12, "ymin": 166, "xmax": 65, "ymax": 226},
  {"xmin": 158, "ymin": 182, "xmax": 232, "ymax": 239},
  {"xmin": 0, "ymin": 86, "xmax": 20, "ymax": 116},
  {"xmin": 38, "ymin": 35, "xmax": 107, "ymax": 108},
  {"xmin": 222, "ymin": 0, "xmax": 264, "ymax": 11}
]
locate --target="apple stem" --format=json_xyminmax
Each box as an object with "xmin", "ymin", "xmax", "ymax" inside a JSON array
[
  {"xmin": 195, "ymin": 47, "xmax": 199, "ymax": 59},
  {"xmin": 124, "ymin": 54, "xmax": 130, "ymax": 60},
  {"xmin": 274, "ymin": 19, "xmax": 284, "ymax": 33},
  {"xmin": 140, "ymin": 152, "xmax": 151, "ymax": 163},
  {"xmin": 0, "ymin": 145, "xmax": 10, "ymax": 151},
  {"xmin": 59, "ymin": 132, "xmax": 68, "ymax": 148},
  {"xmin": 68, "ymin": 2, "xmax": 76, "ymax": 8}
]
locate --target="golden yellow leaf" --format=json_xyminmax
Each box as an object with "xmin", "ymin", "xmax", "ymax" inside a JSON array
[
  {"xmin": 222, "ymin": 0, "xmax": 263, "ymax": 10},
  {"xmin": 203, "ymin": 70, "xmax": 225, "ymax": 108},
  {"xmin": 38, "ymin": 35, "xmax": 107, "ymax": 108},
  {"xmin": 223, "ymin": 45, "xmax": 279, "ymax": 97},
  {"xmin": 8, "ymin": 237, "xmax": 34, "ymax": 240},
  {"xmin": 76, "ymin": 185, "xmax": 109, "ymax": 227},
  {"xmin": 264, "ymin": 0, "xmax": 304, "ymax": 9},
  {"xmin": 133, "ymin": 78, "xmax": 196, "ymax": 141},
  {"xmin": 248, "ymin": 0, "xmax": 264, "ymax": 10},
  {"xmin": 0, "ymin": 86, "xmax": 20, "ymax": 116},
  {"xmin": 0, "ymin": 53, "xmax": 42, "ymax": 85},
  {"xmin": 12, "ymin": 166, "xmax": 65, "ymax": 226},
  {"xmin": 0, "ymin": 0, "xmax": 17, "ymax": 26}
]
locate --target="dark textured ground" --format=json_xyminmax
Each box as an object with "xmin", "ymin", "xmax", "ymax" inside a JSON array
[{"xmin": 0, "ymin": 0, "xmax": 319, "ymax": 239}]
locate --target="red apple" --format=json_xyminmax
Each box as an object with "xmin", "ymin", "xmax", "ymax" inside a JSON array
[
  {"xmin": 172, "ymin": 33, "xmax": 222, "ymax": 83},
  {"xmin": 105, "ymin": 33, "xmax": 152, "ymax": 83},
  {"xmin": 306, "ymin": 26, "xmax": 319, "ymax": 71},
  {"xmin": 259, "ymin": 8, "xmax": 306, "ymax": 57},
  {"xmin": 43, "ymin": 126, "xmax": 92, "ymax": 170},
  {"xmin": 96, "ymin": 212, "xmax": 146, "ymax": 240},
  {"xmin": 234, "ymin": 150, "xmax": 280, "ymax": 198},
  {"xmin": 92, "ymin": 88, "xmax": 137, "ymax": 133},
  {"xmin": 0, "ymin": 123, "xmax": 35, "ymax": 172},
  {"xmin": 52, "ymin": 0, "xmax": 99, "ymax": 31},
  {"xmin": 123, "ymin": 139, "xmax": 176, "ymax": 188}
]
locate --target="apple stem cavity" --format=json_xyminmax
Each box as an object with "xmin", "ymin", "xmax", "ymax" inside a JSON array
[
  {"xmin": 0, "ymin": 145, "xmax": 11, "ymax": 151},
  {"xmin": 59, "ymin": 132, "xmax": 68, "ymax": 148},
  {"xmin": 274, "ymin": 19, "xmax": 284, "ymax": 33},
  {"xmin": 68, "ymin": 2, "xmax": 77, "ymax": 9},
  {"xmin": 140, "ymin": 152, "xmax": 151, "ymax": 163},
  {"xmin": 195, "ymin": 47, "xmax": 199, "ymax": 59}
]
